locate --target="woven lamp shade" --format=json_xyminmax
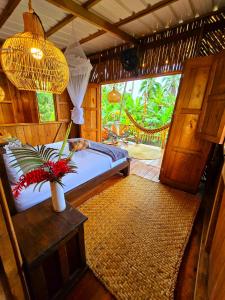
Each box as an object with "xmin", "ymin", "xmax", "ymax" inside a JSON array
[
  {"xmin": 0, "ymin": 87, "xmax": 5, "ymax": 102},
  {"xmin": 1, "ymin": 11, "xmax": 69, "ymax": 94},
  {"xmin": 108, "ymin": 87, "xmax": 121, "ymax": 103}
]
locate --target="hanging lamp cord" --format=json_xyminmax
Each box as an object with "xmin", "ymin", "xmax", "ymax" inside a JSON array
[
  {"xmin": 28, "ymin": 0, "xmax": 34, "ymax": 12},
  {"xmin": 27, "ymin": 0, "xmax": 46, "ymax": 36}
]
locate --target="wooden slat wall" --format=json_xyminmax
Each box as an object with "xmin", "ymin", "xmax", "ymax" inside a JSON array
[
  {"xmin": 88, "ymin": 10, "xmax": 225, "ymax": 83},
  {"xmin": 0, "ymin": 122, "xmax": 69, "ymax": 146}
]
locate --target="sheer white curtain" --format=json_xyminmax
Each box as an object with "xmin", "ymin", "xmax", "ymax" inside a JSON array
[{"xmin": 64, "ymin": 38, "xmax": 92, "ymax": 124}]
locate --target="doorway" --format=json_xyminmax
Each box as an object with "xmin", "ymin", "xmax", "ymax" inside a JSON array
[{"xmin": 101, "ymin": 74, "xmax": 181, "ymax": 180}]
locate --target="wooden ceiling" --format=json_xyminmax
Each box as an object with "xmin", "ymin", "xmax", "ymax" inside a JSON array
[{"xmin": 0, "ymin": 0, "xmax": 224, "ymax": 55}]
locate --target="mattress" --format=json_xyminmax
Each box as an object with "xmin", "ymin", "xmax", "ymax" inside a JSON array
[{"xmin": 14, "ymin": 142, "xmax": 127, "ymax": 212}]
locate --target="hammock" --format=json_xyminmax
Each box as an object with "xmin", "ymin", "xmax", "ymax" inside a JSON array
[
  {"xmin": 125, "ymin": 110, "xmax": 170, "ymax": 134},
  {"xmin": 125, "ymin": 110, "xmax": 170, "ymax": 148}
]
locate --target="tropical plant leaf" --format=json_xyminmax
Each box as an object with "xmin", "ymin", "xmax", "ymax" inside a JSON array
[
  {"xmin": 58, "ymin": 121, "xmax": 72, "ymax": 160},
  {"xmin": 67, "ymin": 150, "xmax": 75, "ymax": 161},
  {"xmin": 33, "ymin": 181, "xmax": 46, "ymax": 192},
  {"xmin": 10, "ymin": 145, "xmax": 60, "ymax": 174}
]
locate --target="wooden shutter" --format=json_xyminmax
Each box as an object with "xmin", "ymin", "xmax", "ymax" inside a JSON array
[
  {"xmin": 55, "ymin": 90, "xmax": 72, "ymax": 122},
  {"xmin": 198, "ymin": 52, "xmax": 225, "ymax": 144},
  {"xmin": 81, "ymin": 83, "xmax": 101, "ymax": 142},
  {"xmin": 160, "ymin": 56, "xmax": 213, "ymax": 193}
]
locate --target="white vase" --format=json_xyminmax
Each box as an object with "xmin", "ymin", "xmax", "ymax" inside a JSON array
[{"xmin": 50, "ymin": 182, "xmax": 66, "ymax": 212}]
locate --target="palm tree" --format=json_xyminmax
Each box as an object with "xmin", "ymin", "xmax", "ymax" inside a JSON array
[
  {"xmin": 162, "ymin": 74, "xmax": 181, "ymax": 96},
  {"xmin": 139, "ymin": 78, "xmax": 159, "ymax": 120}
]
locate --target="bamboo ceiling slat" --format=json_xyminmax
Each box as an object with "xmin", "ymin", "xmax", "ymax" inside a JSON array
[{"xmin": 88, "ymin": 10, "xmax": 225, "ymax": 83}]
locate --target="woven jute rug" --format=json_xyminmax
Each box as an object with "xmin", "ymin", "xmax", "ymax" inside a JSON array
[
  {"xmin": 123, "ymin": 144, "xmax": 163, "ymax": 160},
  {"xmin": 79, "ymin": 175, "xmax": 200, "ymax": 300}
]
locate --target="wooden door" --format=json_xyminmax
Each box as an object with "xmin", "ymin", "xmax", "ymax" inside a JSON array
[
  {"xmin": 160, "ymin": 56, "xmax": 213, "ymax": 193},
  {"xmin": 207, "ymin": 164, "xmax": 225, "ymax": 300},
  {"xmin": 198, "ymin": 52, "xmax": 225, "ymax": 144},
  {"xmin": 81, "ymin": 83, "xmax": 101, "ymax": 142}
]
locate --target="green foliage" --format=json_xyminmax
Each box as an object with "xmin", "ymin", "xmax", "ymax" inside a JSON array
[
  {"xmin": 10, "ymin": 144, "xmax": 77, "ymax": 191},
  {"xmin": 10, "ymin": 145, "xmax": 60, "ymax": 173},
  {"xmin": 58, "ymin": 121, "xmax": 72, "ymax": 160},
  {"xmin": 36, "ymin": 92, "xmax": 56, "ymax": 122},
  {"xmin": 101, "ymin": 74, "xmax": 181, "ymax": 129}
]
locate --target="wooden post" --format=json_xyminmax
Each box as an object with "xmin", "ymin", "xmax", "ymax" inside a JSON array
[{"xmin": 0, "ymin": 181, "xmax": 27, "ymax": 298}]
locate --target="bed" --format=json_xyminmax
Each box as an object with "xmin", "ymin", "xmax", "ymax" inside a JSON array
[{"xmin": 0, "ymin": 140, "xmax": 130, "ymax": 214}]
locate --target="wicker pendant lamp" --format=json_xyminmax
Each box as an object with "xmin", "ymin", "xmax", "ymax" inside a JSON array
[
  {"xmin": 0, "ymin": 0, "xmax": 69, "ymax": 94},
  {"xmin": 108, "ymin": 86, "xmax": 121, "ymax": 103}
]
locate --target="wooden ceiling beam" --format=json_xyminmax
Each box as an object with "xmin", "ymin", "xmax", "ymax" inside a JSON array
[
  {"xmin": 46, "ymin": 0, "xmax": 136, "ymax": 43},
  {"xmin": 79, "ymin": 0, "xmax": 178, "ymax": 44},
  {"xmin": 0, "ymin": 0, "xmax": 21, "ymax": 29},
  {"xmin": 46, "ymin": 0, "xmax": 103, "ymax": 37},
  {"xmin": 46, "ymin": 14, "xmax": 75, "ymax": 37},
  {"xmin": 80, "ymin": 29, "xmax": 105, "ymax": 44},
  {"xmin": 116, "ymin": 0, "xmax": 178, "ymax": 27},
  {"xmin": 83, "ymin": 0, "xmax": 103, "ymax": 7}
]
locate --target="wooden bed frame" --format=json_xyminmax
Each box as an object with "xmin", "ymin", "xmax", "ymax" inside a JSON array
[{"xmin": 0, "ymin": 136, "xmax": 130, "ymax": 216}]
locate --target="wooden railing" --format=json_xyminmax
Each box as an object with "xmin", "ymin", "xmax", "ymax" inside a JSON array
[{"xmin": 104, "ymin": 123, "xmax": 170, "ymax": 149}]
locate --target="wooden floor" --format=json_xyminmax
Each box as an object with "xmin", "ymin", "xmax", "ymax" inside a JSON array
[{"xmin": 68, "ymin": 157, "xmax": 203, "ymax": 300}]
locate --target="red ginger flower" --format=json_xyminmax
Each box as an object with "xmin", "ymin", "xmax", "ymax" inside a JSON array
[
  {"xmin": 13, "ymin": 168, "xmax": 49, "ymax": 198},
  {"xmin": 13, "ymin": 159, "xmax": 76, "ymax": 198},
  {"xmin": 44, "ymin": 159, "xmax": 72, "ymax": 180}
]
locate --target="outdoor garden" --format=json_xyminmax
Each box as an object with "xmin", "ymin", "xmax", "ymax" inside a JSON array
[
  {"xmin": 101, "ymin": 74, "xmax": 181, "ymax": 148},
  {"xmin": 36, "ymin": 91, "xmax": 56, "ymax": 122}
]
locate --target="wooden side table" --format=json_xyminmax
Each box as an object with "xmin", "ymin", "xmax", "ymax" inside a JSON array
[{"xmin": 12, "ymin": 200, "xmax": 87, "ymax": 300}]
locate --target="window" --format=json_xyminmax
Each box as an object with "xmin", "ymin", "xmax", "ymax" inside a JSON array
[{"xmin": 36, "ymin": 92, "xmax": 56, "ymax": 122}]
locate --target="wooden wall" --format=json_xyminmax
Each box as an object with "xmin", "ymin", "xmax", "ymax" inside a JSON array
[
  {"xmin": 89, "ymin": 10, "xmax": 225, "ymax": 84},
  {"xmin": 0, "ymin": 123, "xmax": 70, "ymax": 146},
  {"xmin": 0, "ymin": 69, "xmax": 76, "ymax": 144}
]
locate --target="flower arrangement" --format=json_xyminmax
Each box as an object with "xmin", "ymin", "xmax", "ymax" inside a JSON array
[
  {"xmin": 10, "ymin": 123, "xmax": 76, "ymax": 207},
  {"xmin": 12, "ymin": 157, "xmax": 76, "ymax": 198}
]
